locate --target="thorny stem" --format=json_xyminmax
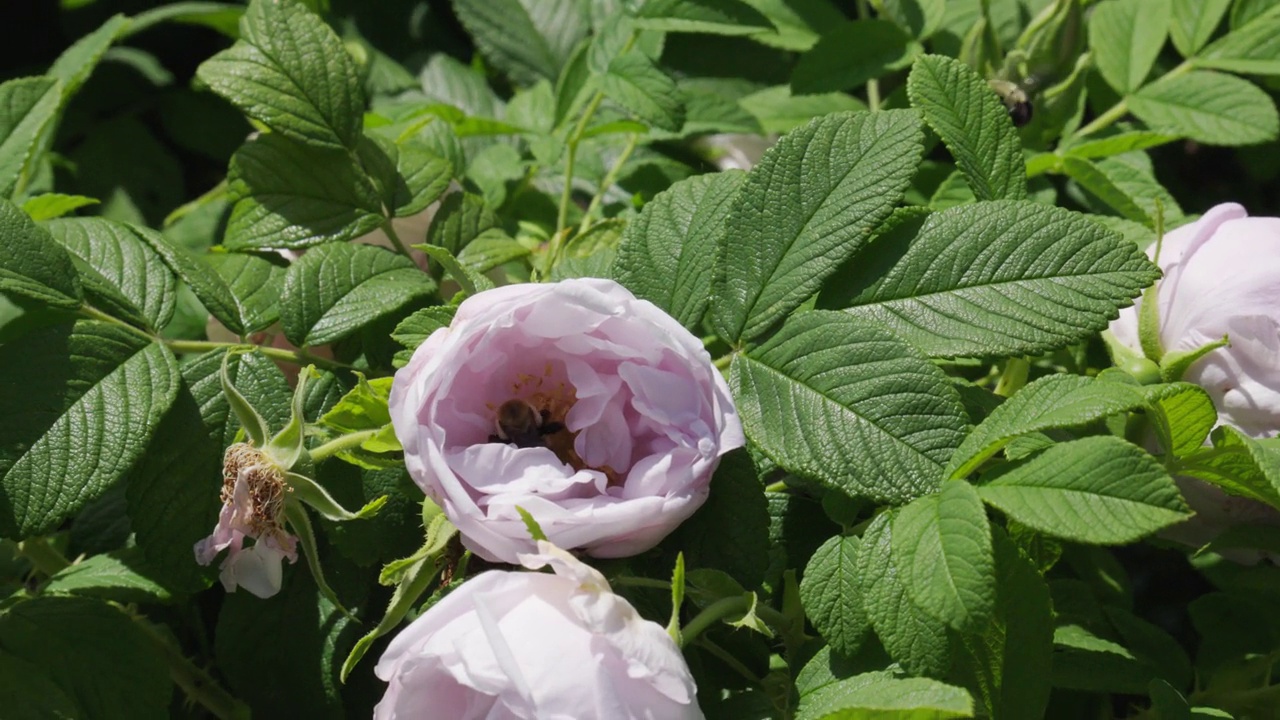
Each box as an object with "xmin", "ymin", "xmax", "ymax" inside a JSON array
[
  {"xmin": 131, "ymin": 615, "xmax": 251, "ymax": 720},
  {"xmin": 309, "ymin": 429, "xmax": 380, "ymax": 463},
  {"xmin": 578, "ymin": 132, "xmax": 641, "ymax": 234}
]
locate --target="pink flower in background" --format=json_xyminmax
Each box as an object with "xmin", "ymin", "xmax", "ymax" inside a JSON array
[
  {"xmin": 194, "ymin": 444, "xmax": 298, "ymax": 598},
  {"xmin": 389, "ymin": 278, "xmax": 743, "ymax": 563},
  {"xmin": 374, "ymin": 542, "xmax": 703, "ymax": 719},
  {"xmin": 1110, "ymin": 203, "xmax": 1280, "ymax": 438}
]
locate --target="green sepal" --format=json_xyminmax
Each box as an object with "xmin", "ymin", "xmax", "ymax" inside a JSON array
[
  {"xmin": 516, "ymin": 506, "xmax": 548, "ymax": 542},
  {"xmin": 283, "ymin": 501, "xmax": 353, "ymax": 619},
  {"xmin": 1137, "ymin": 284, "xmax": 1165, "ymax": 362},
  {"xmin": 727, "ymin": 592, "xmax": 774, "ymax": 637},
  {"xmin": 264, "ymin": 365, "xmax": 319, "ymax": 469},
  {"xmin": 668, "ymin": 552, "xmax": 686, "ymax": 643},
  {"xmin": 340, "ymin": 512, "xmax": 458, "ymax": 681},
  {"xmin": 1103, "ymin": 330, "xmax": 1162, "ymax": 384},
  {"xmin": 220, "ymin": 349, "xmax": 272, "ymax": 447},
  {"xmin": 1161, "ymin": 335, "xmax": 1230, "ymax": 383},
  {"xmin": 285, "ymin": 471, "xmax": 385, "ymax": 522}
]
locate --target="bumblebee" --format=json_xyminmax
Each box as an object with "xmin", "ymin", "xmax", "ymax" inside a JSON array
[
  {"xmin": 489, "ymin": 399, "xmax": 564, "ymax": 449},
  {"xmin": 990, "ymin": 79, "xmax": 1034, "ymax": 127}
]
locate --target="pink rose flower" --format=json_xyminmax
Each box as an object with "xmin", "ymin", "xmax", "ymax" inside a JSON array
[
  {"xmin": 389, "ymin": 278, "xmax": 744, "ymax": 563},
  {"xmin": 1110, "ymin": 203, "xmax": 1280, "ymax": 438},
  {"xmin": 194, "ymin": 444, "xmax": 298, "ymax": 598},
  {"xmin": 374, "ymin": 542, "xmax": 703, "ymax": 719}
]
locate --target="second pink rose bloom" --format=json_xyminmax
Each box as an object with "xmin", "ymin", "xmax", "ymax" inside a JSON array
[{"xmin": 389, "ymin": 278, "xmax": 745, "ymax": 563}]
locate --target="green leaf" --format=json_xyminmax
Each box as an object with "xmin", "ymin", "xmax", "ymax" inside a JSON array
[
  {"xmin": 391, "ymin": 305, "xmax": 455, "ymax": 367},
  {"xmin": 21, "ymin": 193, "xmax": 99, "ymax": 220},
  {"xmin": 1128, "ymin": 70, "xmax": 1280, "ymax": 146},
  {"xmin": 739, "ymin": 84, "xmax": 868, "ymax": 134},
  {"xmin": 388, "ymin": 139, "xmax": 454, "ymax": 217},
  {"xmin": 204, "ymin": 251, "xmax": 287, "ymax": 333},
  {"xmin": 801, "ymin": 534, "xmax": 869, "ymax": 656},
  {"xmin": 731, "ymin": 311, "xmax": 969, "ymax": 503},
  {"xmin": 1194, "ymin": 6, "xmax": 1280, "ymax": 75},
  {"xmin": 279, "ymin": 242, "xmax": 436, "ymax": 347},
  {"xmin": 953, "ymin": 528, "xmax": 1053, "ymax": 720},
  {"xmin": 600, "ymin": 51, "xmax": 685, "ymax": 132},
  {"xmin": 1088, "ymin": 0, "xmax": 1170, "ymax": 94},
  {"xmin": 827, "ymin": 201, "xmax": 1159, "ymax": 359},
  {"xmin": 457, "ymin": 229, "xmax": 532, "ymax": 274},
  {"xmin": 1170, "ymin": 0, "xmax": 1231, "ymax": 56},
  {"xmin": 225, "ymin": 133, "xmax": 385, "ymax": 250},
  {"xmin": 0, "ymin": 198, "xmax": 82, "ymax": 309},
  {"xmin": 126, "ymin": 2, "xmax": 244, "ymax": 38},
  {"xmin": 711, "ymin": 110, "xmax": 922, "ymax": 344},
  {"xmin": 667, "ymin": 449, "xmax": 770, "ymax": 589},
  {"xmin": 1062, "ymin": 130, "xmax": 1179, "ymax": 160},
  {"xmin": 0, "ymin": 597, "xmax": 171, "ymax": 720},
  {"xmin": 907, "ymin": 55, "xmax": 1026, "ymax": 202},
  {"xmin": 792, "ymin": 20, "xmax": 921, "ymax": 95},
  {"xmin": 0, "ymin": 77, "xmax": 62, "ymax": 198},
  {"xmin": 892, "ymin": 480, "xmax": 995, "ymax": 632},
  {"xmin": 882, "ymin": 0, "xmax": 947, "ymax": 39},
  {"xmin": 1146, "ymin": 382, "xmax": 1216, "ymax": 458},
  {"xmin": 977, "ymin": 436, "xmax": 1190, "ymax": 544},
  {"xmin": 797, "ymin": 671, "xmax": 973, "ymax": 720},
  {"xmin": 43, "ymin": 549, "xmax": 175, "ymax": 605},
  {"xmin": 1062, "ymin": 156, "xmax": 1156, "ymax": 225},
  {"xmin": 1052, "ymin": 623, "xmax": 1154, "ymax": 693},
  {"xmin": 452, "ymin": 0, "xmax": 589, "ymax": 85},
  {"xmin": 195, "ymin": 0, "xmax": 364, "ymax": 149},
  {"xmin": 127, "ymin": 223, "xmax": 245, "ymax": 336},
  {"xmin": 633, "ymin": 0, "xmax": 774, "ymax": 35},
  {"xmin": 426, "ymin": 192, "xmax": 498, "ymax": 255},
  {"xmin": 614, "ymin": 170, "xmax": 745, "ymax": 329},
  {"xmin": 0, "ymin": 652, "xmax": 79, "ymax": 720},
  {"xmin": 1177, "ymin": 425, "xmax": 1280, "ymax": 511},
  {"xmin": 0, "ymin": 320, "xmax": 178, "ymax": 538},
  {"xmin": 44, "ymin": 217, "xmax": 177, "ymax": 331},
  {"xmin": 319, "ymin": 374, "xmax": 392, "ymax": 434},
  {"xmin": 856, "ymin": 512, "xmax": 951, "ymax": 676},
  {"xmin": 947, "ymin": 375, "xmax": 1173, "ymax": 479},
  {"xmin": 48, "ymin": 14, "xmax": 131, "ymax": 98}
]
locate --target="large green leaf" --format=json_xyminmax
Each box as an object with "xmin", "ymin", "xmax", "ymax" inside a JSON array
[
  {"xmin": 48, "ymin": 14, "xmax": 131, "ymax": 98},
  {"xmin": 225, "ymin": 133, "xmax": 385, "ymax": 250},
  {"xmin": 43, "ymin": 549, "xmax": 175, "ymax": 605},
  {"xmin": 801, "ymin": 534, "xmax": 869, "ymax": 656},
  {"xmin": 827, "ymin": 201, "xmax": 1159, "ymax": 359},
  {"xmin": 1088, "ymin": 0, "xmax": 1170, "ymax": 94},
  {"xmin": 797, "ymin": 670, "xmax": 973, "ymax": 720},
  {"xmin": 711, "ymin": 110, "xmax": 922, "ymax": 344},
  {"xmin": 0, "ymin": 77, "xmax": 62, "ymax": 198},
  {"xmin": 1128, "ymin": 70, "xmax": 1280, "ymax": 146},
  {"xmin": 279, "ymin": 242, "xmax": 436, "ymax": 347},
  {"xmin": 44, "ymin": 217, "xmax": 177, "ymax": 331},
  {"xmin": 204, "ymin": 251, "xmax": 287, "ymax": 334},
  {"xmin": 1170, "ymin": 0, "xmax": 1231, "ymax": 56},
  {"xmin": 613, "ymin": 170, "xmax": 745, "ymax": 329},
  {"xmin": 195, "ymin": 0, "xmax": 364, "ymax": 149},
  {"xmin": 855, "ymin": 512, "xmax": 951, "ymax": 677},
  {"xmin": 0, "ymin": 321, "xmax": 178, "ymax": 538},
  {"xmin": 600, "ymin": 52, "xmax": 685, "ymax": 132},
  {"xmin": 1194, "ymin": 6, "xmax": 1280, "ymax": 75},
  {"xmin": 977, "ymin": 436, "xmax": 1190, "ymax": 544},
  {"xmin": 892, "ymin": 480, "xmax": 995, "ymax": 632},
  {"xmin": 633, "ymin": 0, "xmax": 774, "ymax": 35},
  {"xmin": 1177, "ymin": 425, "xmax": 1280, "ymax": 510},
  {"xmin": 0, "ymin": 597, "xmax": 171, "ymax": 720},
  {"xmin": 792, "ymin": 20, "xmax": 921, "ymax": 95},
  {"xmin": 731, "ymin": 311, "xmax": 968, "ymax": 503},
  {"xmin": 906, "ymin": 55, "xmax": 1026, "ymax": 201},
  {"xmin": 0, "ymin": 198, "xmax": 82, "ymax": 309},
  {"xmin": 953, "ymin": 528, "xmax": 1054, "ymax": 720},
  {"xmin": 452, "ymin": 0, "xmax": 589, "ymax": 86},
  {"xmin": 127, "ymin": 224, "xmax": 245, "ymax": 336}
]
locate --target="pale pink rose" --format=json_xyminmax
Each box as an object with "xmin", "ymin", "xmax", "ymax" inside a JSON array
[
  {"xmin": 194, "ymin": 444, "xmax": 298, "ymax": 598},
  {"xmin": 389, "ymin": 278, "xmax": 743, "ymax": 563},
  {"xmin": 374, "ymin": 542, "xmax": 703, "ymax": 720},
  {"xmin": 1110, "ymin": 203, "xmax": 1280, "ymax": 438},
  {"xmin": 1110, "ymin": 203, "xmax": 1280, "ymax": 561}
]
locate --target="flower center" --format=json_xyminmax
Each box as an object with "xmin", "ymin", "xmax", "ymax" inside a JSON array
[{"xmin": 222, "ymin": 443, "xmax": 290, "ymax": 540}]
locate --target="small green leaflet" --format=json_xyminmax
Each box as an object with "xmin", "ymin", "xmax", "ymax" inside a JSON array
[
  {"xmin": 452, "ymin": 0, "xmax": 589, "ymax": 86},
  {"xmin": 391, "ymin": 306, "xmax": 456, "ymax": 367},
  {"xmin": 279, "ymin": 242, "xmax": 436, "ymax": 347},
  {"xmin": 907, "ymin": 55, "xmax": 1026, "ymax": 202},
  {"xmin": 828, "ymin": 201, "xmax": 1159, "ymax": 359},
  {"xmin": 730, "ymin": 311, "xmax": 969, "ymax": 503},
  {"xmin": 1170, "ymin": 0, "xmax": 1231, "ymax": 56},
  {"xmin": 977, "ymin": 436, "xmax": 1190, "ymax": 544},
  {"xmin": 0, "ymin": 199, "xmax": 82, "ymax": 310},
  {"xmin": 891, "ymin": 480, "xmax": 995, "ymax": 632},
  {"xmin": 800, "ymin": 535, "xmax": 869, "ymax": 656},
  {"xmin": 792, "ymin": 20, "xmax": 921, "ymax": 95},
  {"xmin": 47, "ymin": 14, "xmax": 131, "ymax": 98},
  {"xmin": 1128, "ymin": 71, "xmax": 1280, "ymax": 147},
  {"xmin": 204, "ymin": 251, "xmax": 288, "ymax": 334},
  {"xmin": 711, "ymin": 110, "xmax": 922, "ymax": 344},
  {"xmin": 196, "ymin": 0, "xmax": 365, "ymax": 150},
  {"xmin": 1194, "ymin": 5, "xmax": 1280, "ymax": 76},
  {"xmin": 0, "ymin": 77, "xmax": 63, "ymax": 198},
  {"xmin": 600, "ymin": 52, "xmax": 685, "ymax": 132},
  {"xmin": 631, "ymin": 0, "xmax": 774, "ymax": 35},
  {"xmin": 613, "ymin": 170, "xmax": 746, "ymax": 329},
  {"xmin": 21, "ymin": 193, "xmax": 99, "ymax": 221},
  {"xmin": 796, "ymin": 671, "xmax": 973, "ymax": 720},
  {"xmin": 1087, "ymin": 0, "xmax": 1170, "ymax": 94},
  {"xmin": 1177, "ymin": 425, "xmax": 1280, "ymax": 511}
]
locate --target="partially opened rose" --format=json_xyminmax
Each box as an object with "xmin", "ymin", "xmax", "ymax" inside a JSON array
[
  {"xmin": 1110, "ymin": 203, "xmax": 1280, "ymax": 438},
  {"xmin": 374, "ymin": 542, "xmax": 703, "ymax": 719},
  {"xmin": 390, "ymin": 278, "xmax": 743, "ymax": 563}
]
